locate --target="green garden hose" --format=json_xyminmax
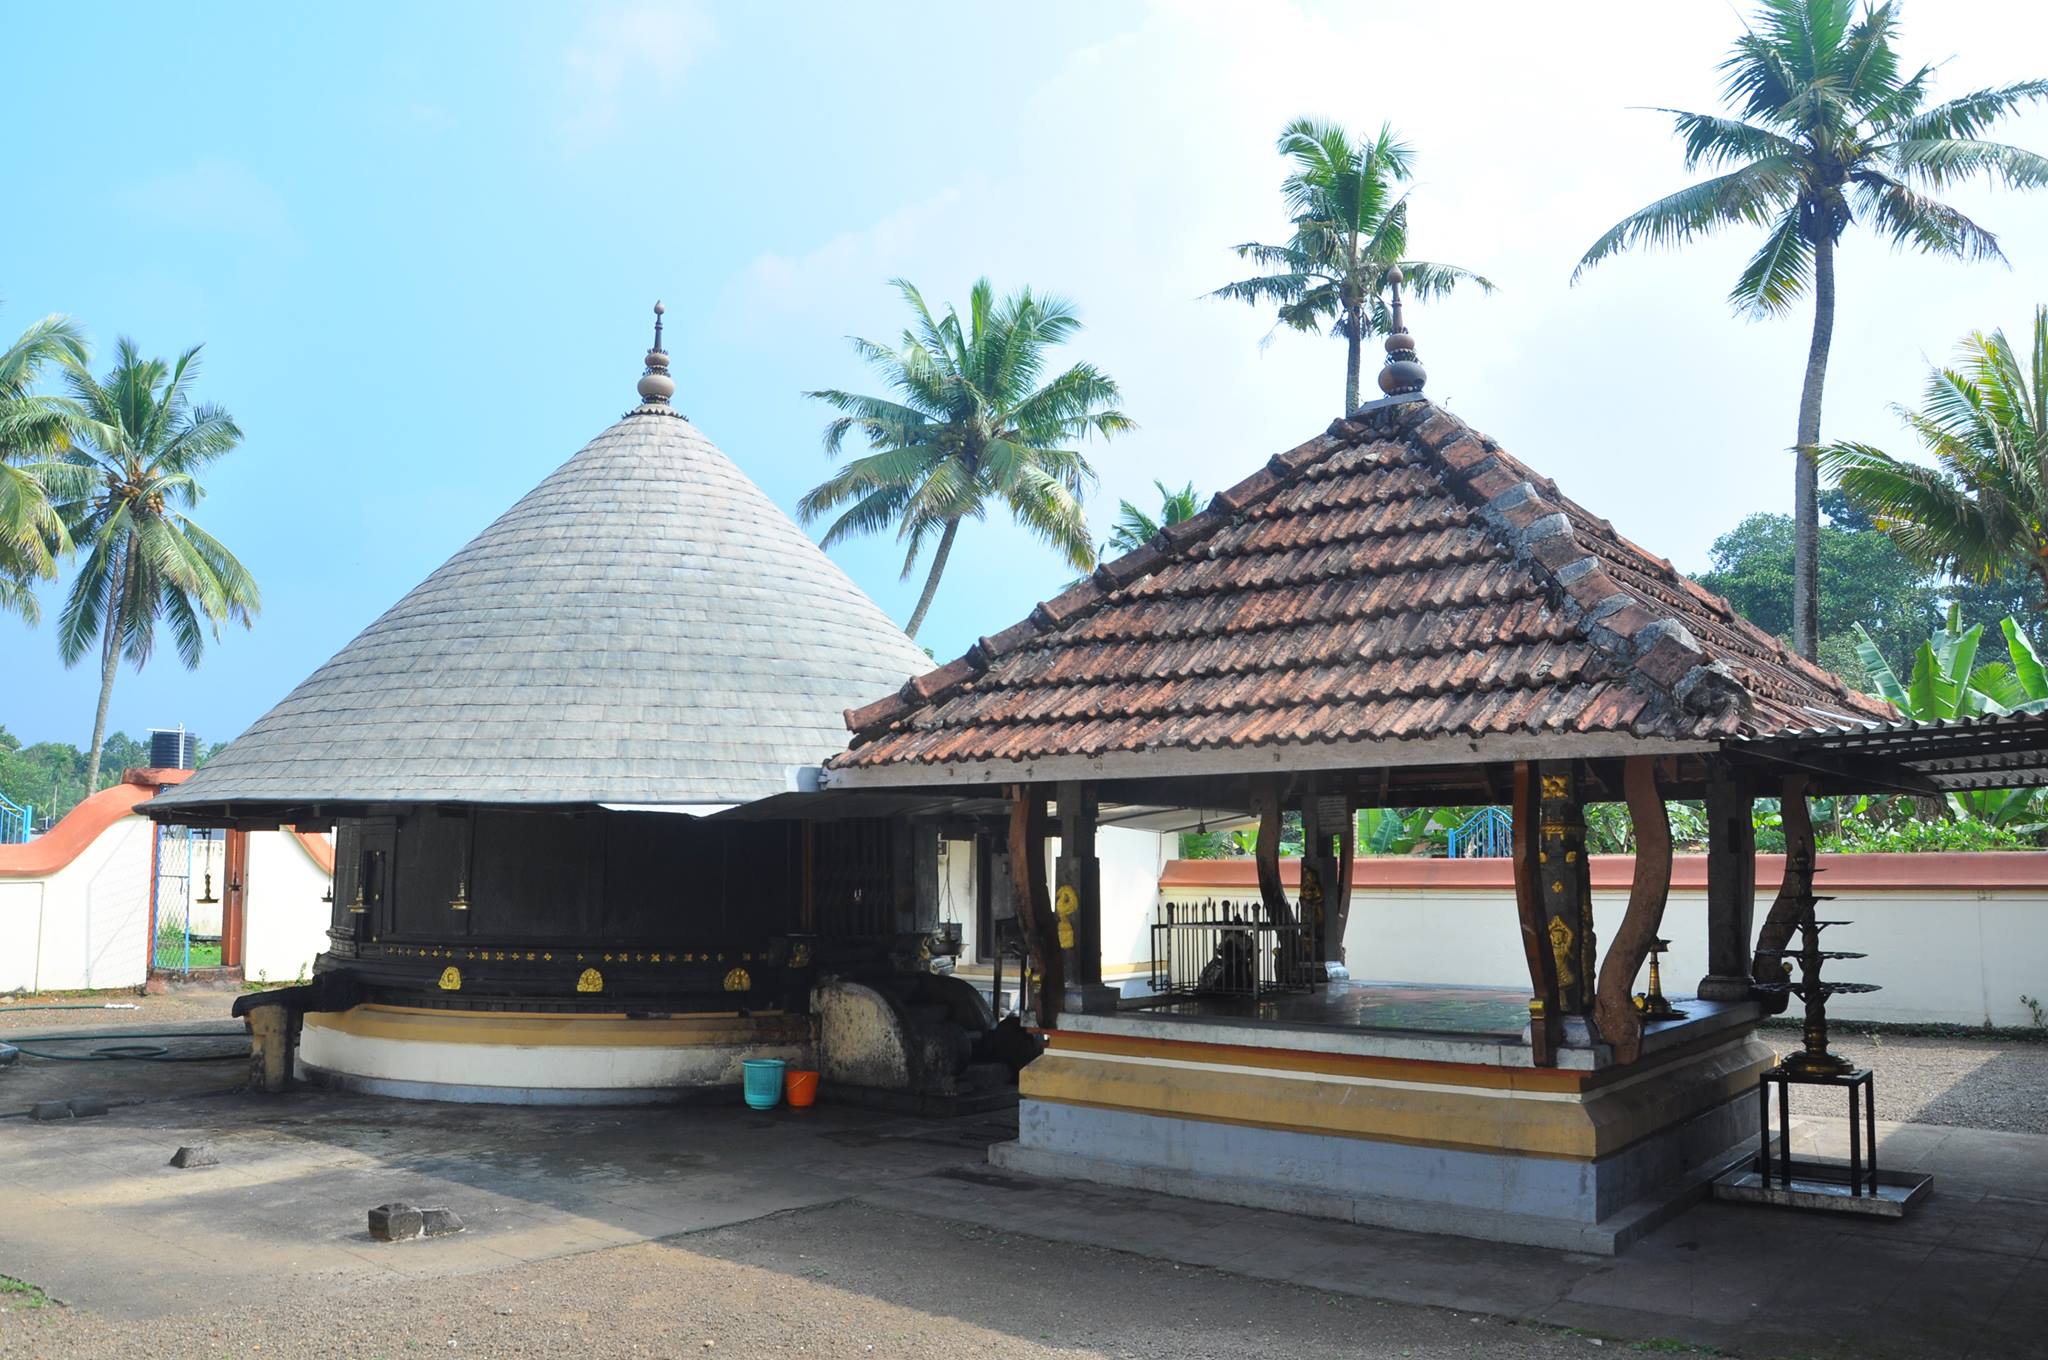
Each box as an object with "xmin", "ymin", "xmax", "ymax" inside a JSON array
[{"xmin": 0, "ymin": 1029, "xmax": 248, "ymax": 1063}]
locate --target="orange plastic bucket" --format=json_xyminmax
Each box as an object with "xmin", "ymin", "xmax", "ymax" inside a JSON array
[{"xmin": 785, "ymin": 1068, "xmax": 820, "ymax": 1108}]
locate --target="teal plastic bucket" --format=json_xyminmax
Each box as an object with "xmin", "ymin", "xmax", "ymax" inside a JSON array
[{"xmin": 742, "ymin": 1058, "xmax": 787, "ymax": 1110}]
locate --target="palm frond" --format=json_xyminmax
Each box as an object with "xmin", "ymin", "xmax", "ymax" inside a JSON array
[{"xmin": 1574, "ymin": 161, "xmax": 1798, "ymax": 280}]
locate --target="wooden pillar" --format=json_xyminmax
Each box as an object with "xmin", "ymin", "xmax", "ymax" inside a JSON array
[
  {"xmin": 1696, "ymin": 769, "xmax": 1758, "ymax": 1001},
  {"xmin": 1055, "ymin": 782, "xmax": 1117, "ymax": 1012},
  {"xmin": 1250, "ymin": 778, "xmax": 1298, "ymax": 931},
  {"xmin": 1251, "ymin": 778, "xmax": 1304, "ymax": 984},
  {"xmin": 1593, "ymin": 757, "xmax": 1673, "ymax": 1064},
  {"xmin": 1536, "ymin": 760, "xmax": 1598, "ymax": 1018},
  {"xmin": 1007, "ymin": 785, "xmax": 1062, "ymax": 1027},
  {"xmin": 221, "ymin": 829, "xmax": 249, "ymax": 970},
  {"xmin": 1511, "ymin": 762, "xmax": 1562, "ymax": 1065},
  {"xmin": 1334, "ymin": 794, "xmax": 1357, "ymax": 968},
  {"xmin": 1750, "ymin": 774, "xmax": 1814, "ymax": 1017},
  {"xmin": 1300, "ymin": 791, "xmax": 1348, "ymax": 974}
]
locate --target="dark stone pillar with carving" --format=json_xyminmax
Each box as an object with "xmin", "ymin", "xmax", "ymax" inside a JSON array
[
  {"xmin": 1056, "ymin": 781, "xmax": 1118, "ymax": 1014},
  {"xmin": 1696, "ymin": 771, "xmax": 1758, "ymax": 1001}
]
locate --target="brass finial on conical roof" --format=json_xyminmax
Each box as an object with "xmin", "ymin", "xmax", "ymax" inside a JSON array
[
  {"xmin": 1377, "ymin": 266, "xmax": 1426, "ymax": 399},
  {"xmin": 637, "ymin": 300, "xmax": 676, "ymax": 405}
]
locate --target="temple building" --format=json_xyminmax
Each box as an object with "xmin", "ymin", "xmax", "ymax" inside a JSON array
[
  {"xmin": 819, "ymin": 283, "xmax": 2048, "ymax": 1249},
  {"xmin": 148, "ymin": 307, "xmax": 1005, "ymax": 1103}
]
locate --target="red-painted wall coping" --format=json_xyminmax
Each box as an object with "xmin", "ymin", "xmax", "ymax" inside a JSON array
[
  {"xmin": 290, "ymin": 827, "xmax": 335, "ymax": 875},
  {"xmin": 0, "ymin": 769, "xmax": 192, "ymax": 878},
  {"xmin": 1160, "ymin": 850, "xmax": 2048, "ymax": 893}
]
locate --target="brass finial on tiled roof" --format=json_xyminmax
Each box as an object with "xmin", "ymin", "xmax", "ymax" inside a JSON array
[
  {"xmin": 637, "ymin": 300, "xmax": 676, "ymax": 406},
  {"xmin": 1377, "ymin": 266, "xmax": 1426, "ymax": 399}
]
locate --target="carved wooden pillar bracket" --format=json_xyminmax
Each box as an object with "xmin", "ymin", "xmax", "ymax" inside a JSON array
[
  {"xmin": 1750, "ymin": 774, "xmax": 1814, "ymax": 1017},
  {"xmin": 1511, "ymin": 762, "xmax": 1563, "ymax": 1066},
  {"xmin": 1593, "ymin": 757, "xmax": 1673, "ymax": 1064},
  {"xmin": 1006, "ymin": 784, "xmax": 1062, "ymax": 1027}
]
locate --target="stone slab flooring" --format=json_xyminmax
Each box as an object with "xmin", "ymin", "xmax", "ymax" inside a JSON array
[{"xmin": 0, "ymin": 1016, "xmax": 2043, "ymax": 1358}]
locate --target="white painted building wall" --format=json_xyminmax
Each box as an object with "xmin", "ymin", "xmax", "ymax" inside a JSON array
[
  {"xmin": 0, "ymin": 815, "xmax": 154, "ymax": 993},
  {"xmin": 1097, "ymin": 827, "xmax": 1172, "ymax": 979},
  {"xmin": 0, "ymin": 816, "xmax": 333, "ymax": 993},
  {"xmin": 1161, "ymin": 867, "xmax": 2048, "ymax": 1029},
  {"xmin": 243, "ymin": 832, "xmax": 334, "ymax": 985}
]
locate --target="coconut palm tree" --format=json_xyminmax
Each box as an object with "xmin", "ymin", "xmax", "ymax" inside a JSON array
[
  {"xmin": 1213, "ymin": 119, "xmax": 1493, "ymax": 413},
  {"xmin": 1574, "ymin": 0, "xmax": 2048, "ymax": 660},
  {"xmin": 1105, "ymin": 480, "xmax": 1203, "ymax": 558},
  {"xmin": 1820, "ymin": 306, "xmax": 2048, "ymax": 606},
  {"xmin": 50, "ymin": 340, "xmax": 260, "ymax": 792},
  {"xmin": 0, "ymin": 312, "xmax": 87, "ymax": 622},
  {"xmin": 801, "ymin": 278, "xmax": 1132, "ymax": 639}
]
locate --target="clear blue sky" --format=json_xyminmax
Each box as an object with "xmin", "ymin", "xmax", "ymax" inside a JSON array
[{"xmin": 5, "ymin": 2, "xmax": 2046, "ymax": 750}]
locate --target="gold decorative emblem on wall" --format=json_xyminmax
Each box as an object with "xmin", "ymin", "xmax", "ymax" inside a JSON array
[
  {"xmin": 437, "ymin": 967, "xmax": 461, "ymax": 991},
  {"xmin": 1054, "ymin": 884, "xmax": 1079, "ymax": 950},
  {"xmin": 789, "ymin": 942, "xmax": 813, "ymax": 968},
  {"xmin": 575, "ymin": 968, "xmax": 603, "ymax": 993},
  {"xmin": 723, "ymin": 967, "xmax": 751, "ymax": 992}
]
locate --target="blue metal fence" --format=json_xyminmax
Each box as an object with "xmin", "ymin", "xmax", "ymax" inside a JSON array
[
  {"xmin": 1445, "ymin": 806, "xmax": 1513, "ymax": 858},
  {"xmin": 0, "ymin": 791, "xmax": 30, "ymax": 845}
]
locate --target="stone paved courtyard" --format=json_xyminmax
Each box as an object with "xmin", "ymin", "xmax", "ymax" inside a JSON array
[{"xmin": 1, "ymin": 1010, "xmax": 2044, "ymax": 1358}]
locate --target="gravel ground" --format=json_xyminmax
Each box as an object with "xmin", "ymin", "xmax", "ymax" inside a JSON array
[
  {"xmin": 0, "ymin": 1202, "xmax": 1621, "ymax": 1360},
  {"xmin": 0, "ymin": 987, "xmax": 242, "ymax": 1033},
  {"xmin": 1775, "ymin": 1030, "xmax": 2048, "ymax": 1133}
]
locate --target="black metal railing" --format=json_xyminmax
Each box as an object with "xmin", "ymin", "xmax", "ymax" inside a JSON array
[{"xmin": 1149, "ymin": 898, "xmax": 1315, "ymax": 1000}]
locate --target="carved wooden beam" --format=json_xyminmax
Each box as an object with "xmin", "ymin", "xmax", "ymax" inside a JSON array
[
  {"xmin": 1749, "ymin": 773, "xmax": 1813, "ymax": 1016},
  {"xmin": 1511, "ymin": 761, "xmax": 1562, "ymax": 1066},
  {"xmin": 1006, "ymin": 784, "xmax": 1062, "ymax": 1027},
  {"xmin": 1593, "ymin": 756, "xmax": 1673, "ymax": 1064}
]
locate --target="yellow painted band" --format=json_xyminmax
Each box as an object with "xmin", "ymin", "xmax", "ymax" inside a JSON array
[
  {"xmin": 305, "ymin": 1004, "xmax": 805, "ymax": 1048},
  {"xmin": 1046, "ymin": 1029, "xmax": 1590, "ymax": 1093},
  {"xmin": 1021, "ymin": 1040, "xmax": 1771, "ymax": 1160}
]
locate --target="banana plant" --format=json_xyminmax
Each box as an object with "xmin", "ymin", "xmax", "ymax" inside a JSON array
[
  {"xmin": 1963, "ymin": 619, "xmax": 2048, "ymax": 715},
  {"xmin": 1856, "ymin": 608, "xmax": 2048, "ymax": 830},
  {"xmin": 1854, "ymin": 605, "xmax": 1994, "ymax": 720}
]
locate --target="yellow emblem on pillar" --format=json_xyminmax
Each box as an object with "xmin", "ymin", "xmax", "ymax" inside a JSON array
[
  {"xmin": 576, "ymin": 967, "xmax": 603, "ymax": 993},
  {"xmin": 1054, "ymin": 884, "xmax": 1079, "ymax": 950},
  {"xmin": 723, "ymin": 967, "xmax": 751, "ymax": 992},
  {"xmin": 1547, "ymin": 915, "xmax": 1576, "ymax": 991},
  {"xmin": 437, "ymin": 966, "xmax": 461, "ymax": 991}
]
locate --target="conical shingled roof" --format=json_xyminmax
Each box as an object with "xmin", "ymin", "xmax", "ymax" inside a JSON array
[
  {"xmin": 829, "ymin": 397, "xmax": 1892, "ymax": 778},
  {"xmin": 154, "ymin": 400, "xmax": 931, "ymax": 810}
]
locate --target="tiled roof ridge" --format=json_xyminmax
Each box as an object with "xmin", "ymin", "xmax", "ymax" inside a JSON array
[
  {"xmin": 840, "ymin": 408, "xmax": 1417, "ymax": 740},
  {"xmin": 1403, "ymin": 405, "xmax": 1818, "ymax": 732}
]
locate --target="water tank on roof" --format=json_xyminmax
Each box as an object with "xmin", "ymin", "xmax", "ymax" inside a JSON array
[{"xmin": 150, "ymin": 728, "xmax": 202, "ymax": 770}]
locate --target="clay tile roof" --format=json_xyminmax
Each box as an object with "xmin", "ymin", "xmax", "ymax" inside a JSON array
[{"xmin": 829, "ymin": 397, "xmax": 1891, "ymax": 775}]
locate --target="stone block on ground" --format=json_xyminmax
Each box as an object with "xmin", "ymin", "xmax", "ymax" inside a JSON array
[
  {"xmin": 169, "ymin": 1145, "xmax": 218, "ymax": 1169},
  {"xmin": 28, "ymin": 1101, "xmax": 71, "ymax": 1121},
  {"xmin": 420, "ymin": 1207, "xmax": 464, "ymax": 1237},
  {"xmin": 368, "ymin": 1202, "xmax": 423, "ymax": 1242},
  {"xmin": 67, "ymin": 1096, "xmax": 109, "ymax": 1119}
]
